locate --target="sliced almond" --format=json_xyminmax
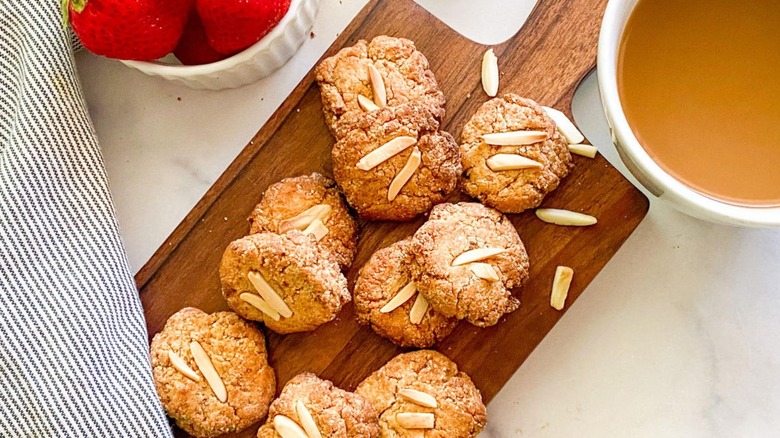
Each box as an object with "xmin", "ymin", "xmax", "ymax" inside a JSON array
[
  {"xmin": 303, "ymin": 218, "xmax": 329, "ymax": 241},
  {"xmin": 408, "ymin": 293, "xmax": 429, "ymax": 325},
  {"xmin": 481, "ymin": 49, "xmax": 499, "ymax": 97},
  {"xmin": 356, "ymin": 136, "xmax": 417, "ymax": 171},
  {"xmin": 535, "ymin": 208, "xmax": 597, "ymax": 226},
  {"xmin": 380, "ymin": 282, "xmax": 417, "ymax": 313},
  {"xmin": 451, "ymin": 247, "xmax": 506, "ymax": 266},
  {"xmin": 357, "ymin": 94, "xmax": 380, "ymax": 112},
  {"xmin": 398, "ymin": 388, "xmax": 438, "ymax": 408},
  {"xmin": 482, "ymin": 130, "xmax": 548, "ymax": 146},
  {"xmin": 567, "ymin": 143, "xmax": 598, "ymax": 158},
  {"xmin": 408, "ymin": 431, "xmax": 425, "ymax": 438},
  {"xmin": 295, "ymin": 400, "xmax": 322, "ymax": 438},
  {"xmin": 279, "ymin": 204, "xmax": 332, "ymax": 233},
  {"xmin": 247, "ymin": 271, "xmax": 293, "ymax": 318},
  {"xmin": 368, "ymin": 64, "xmax": 387, "ymax": 108},
  {"xmin": 189, "ymin": 341, "xmax": 227, "ymax": 403},
  {"xmin": 388, "ymin": 147, "xmax": 422, "ymax": 201},
  {"xmin": 239, "ymin": 292, "xmax": 281, "ymax": 321},
  {"xmin": 396, "ymin": 412, "xmax": 435, "ymax": 429},
  {"xmin": 274, "ymin": 415, "xmax": 309, "ymax": 438},
  {"xmin": 469, "ymin": 263, "xmax": 500, "ymax": 281},
  {"xmin": 542, "ymin": 106, "xmax": 585, "ymax": 144},
  {"xmin": 550, "ymin": 266, "xmax": 574, "ymax": 311},
  {"xmin": 486, "ymin": 153, "xmax": 544, "ymax": 171},
  {"xmin": 168, "ymin": 351, "xmax": 201, "ymax": 382}
]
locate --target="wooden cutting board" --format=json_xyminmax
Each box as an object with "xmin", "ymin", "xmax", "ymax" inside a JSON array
[{"xmin": 136, "ymin": 0, "xmax": 647, "ymax": 435}]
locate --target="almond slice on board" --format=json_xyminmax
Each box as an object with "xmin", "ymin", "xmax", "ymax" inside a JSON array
[
  {"xmin": 168, "ymin": 351, "xmax": 201, "ymax": 382},
  {"xmin": 356, "ymin": 136, "xmax": 417, "ymax": 171},
  {"xmin": 469, "ymin": 263, "xmax": 500, "ymax": 281},
  {"xmin": 368, "ymin": 64, "xmax": 387, "ymax": 108},
  {"xmin": 357, "ymin": 94, "xmax": 380, "ymax": 112},
  {"xmin": 239, "ymin": 292, "xmax": 281, "ymax": 321},
  {"xmin": 408, "ymin": 293, "xmax": 429, "ymax": 325},
  {"xmin": 295, "ymin": 401, "xmax": 322, "ymax": 438},
  {"xmin": 451, "ymin": 247, "xmax": 506, "ymax": 266},
  {"xmin": 279, "ymin": 204, "xmax": 332, "ymax": 233},
  {"xmin": 481, "ymin": 130, "xmax": 548, "ymax": 146},
  {"xmin": 568, "ymin": 143, "xmax": 598, "ymax": 158},
  {"xmin": 550, "ymin": 266, "xmax": 574, "ymax": 311},
  {"xmin": 388, "ymin": 147, "xmax": 422, "ymax": 201},
  {"xmin": 481, "ymin": 49, "xmax": 499, "ymax": 97},
  {"xmin": 189, "ymin": 341, "xmax": 227, "ymax": 403},
  {"xmin": 486, "ymin": 154, "xmax": 544, "ymax": 171},
  {"xmin": 274, "ymin": 415, "xmax": 309, "ymax": 438},
  {"xmin": 380, "ymin": 282, "xmax": 417, "ymax": 313},
  {"xmin": 535, "ymin": 208, "xmax": 597, "ymax": 226},
  {"xmin": 302, "ymin": 218, "xmax": 329, "ymax": 241},
  {"xmin": 398, "ymin": 388, "xmax": 438, "ymax": 408},
  {"xmin": 542, "ymin": 106, "xmax": 585, "ymax": 144},
  {"xmin": 247, "ymin": 271, "xmax": 293, "ymax": 318},
  {"xmin": 396, "ymin": 412, "xmax": 435, "ymax": 429}
]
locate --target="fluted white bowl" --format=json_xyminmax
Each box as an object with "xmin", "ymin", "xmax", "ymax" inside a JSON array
[{"xmin": 121, "ymin": 0, "xmax": 320, "ymax": 90}]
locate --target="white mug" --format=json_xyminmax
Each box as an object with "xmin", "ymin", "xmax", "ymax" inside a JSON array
[{"xmin": 597, "ymin": 0, "xmax": 780, "ymax": 227}]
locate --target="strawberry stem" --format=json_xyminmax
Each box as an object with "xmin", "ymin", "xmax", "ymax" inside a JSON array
[
  {"xmin": 60, "ymin": 0, "xmax": 70, "ymax": 26},
  {"xmin": 71, "ymin": 0, "xmax": 87, "ymax": 13},
  {"xmin": 61, "ymin": 0, "xmax": 87, "ymax": 27}
]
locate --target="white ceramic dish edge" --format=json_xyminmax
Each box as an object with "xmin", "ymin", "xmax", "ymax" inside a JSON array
[
  {"xmin": 597, "ymin": 0, "xmax": 780, "ymax": 227},
  {"xmin": 121, "ymin": 0, "xmax": 320, "ymax": 90}
]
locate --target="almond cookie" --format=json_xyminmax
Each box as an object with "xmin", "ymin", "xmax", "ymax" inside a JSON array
[
  {"xmin": 257, "ymin": 372, "xmax": 380, "ymax": 438},
  {"xmin": 248, "ymin": 173, "xmax": 359, "ymax": 270},
  {"xmin": 354, "ymin": 238, "xmax": 458, "ymax": 348},
  {"xmin": 150, "ymin": 308, "xmax": 276, "ymax": 438},
  {"xmin": 332, "ymin": 103, "xmax": 461, "ymax": 221},
  {"xmin": 315, "ymin": 35, "xmax": 445, "ymax": 139},
  {"xmin": 410, "ymin": 202, "xmax": 529, "ymax": 327},
  {"xmin": 219, "ymin": 231, "xmax": 350, "ymax": 334},
  {"xmin": 460, "ymin": 93, "xmax": 573, "ymax": 213},
  {"xmin": 356, "ymin": 350, "xmax": 487, "ymax": 438}
]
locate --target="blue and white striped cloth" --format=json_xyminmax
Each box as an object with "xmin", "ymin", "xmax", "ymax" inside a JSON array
[{"xmin": 0, "ymin": 1, "xmax": 172, "ymax": 436}]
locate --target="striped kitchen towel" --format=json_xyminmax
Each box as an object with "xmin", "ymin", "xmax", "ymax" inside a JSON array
[{"xmin": 0, "ymin": 1, "xmax": 172, "ymax": 436}]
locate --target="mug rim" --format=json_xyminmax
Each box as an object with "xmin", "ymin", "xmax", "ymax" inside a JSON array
[{"xmin": 597, "ymin": 0, "xmax": 780, "ymax": 227}]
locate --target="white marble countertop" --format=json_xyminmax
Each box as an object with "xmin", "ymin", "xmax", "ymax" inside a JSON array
[{"xmin": 75, "ymin": 1, "xmax": 780, "ymax": 436}]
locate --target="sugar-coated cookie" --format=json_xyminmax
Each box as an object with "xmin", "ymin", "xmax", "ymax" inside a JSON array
[
  {"xmin": 150, "ymin": 308, "xmax": 276, "ymax": 437},
  {"xmin": 220, "ymin": 231, "xmax": 350, "ymax": 334}
]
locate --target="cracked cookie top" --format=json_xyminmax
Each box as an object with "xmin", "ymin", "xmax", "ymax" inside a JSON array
[
  {"xmin": 257, "ymin": 372, "xmax": 380, "ymax": 438},
  {"xmin": 410, "ymin": 202, "xmax": 529, "ymax": 327},
  {"xmin": 460, "ymin": 94, "xmax": 573, "ymax": 213},
  {"xmin": 315, "ymin": 35, "xmax": 445, "ymax": 139},
  {"xmin": 354, "ymin": 238, "xmax": 458, "ymax": 348},
  {"xmin": 219, "ymin": 231, "xmax": 350, "ymax": 334},
  {"xmin": 332, "ymin": 102, "xmax": 461, "ymax": 221},
  {"xmin": 150, "ymin": 308, "xmax": 276, "ymax": 438},
  {"xmin": 248, "ymin": 173, "xmax": 359, "ymax": 270},
  {"xmin": 356, "ymin": 350, "xmax": 486, "ymax": 438}
]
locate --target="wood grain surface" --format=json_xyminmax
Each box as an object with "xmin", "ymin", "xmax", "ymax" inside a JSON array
[{"xmin": 136, "ymin": 0, "xmax": 648, "ymax": 435}]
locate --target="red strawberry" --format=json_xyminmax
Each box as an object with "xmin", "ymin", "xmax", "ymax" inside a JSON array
[
  {"xmin": 64, "ymin": 0, "xmax": 194, "ymax": 61},
  {"xmin": 174, "ymin": 13, "xmax": 228, "ymax": 65},
  {"xmin": 196, "ymin": 0, "xmax": 292, "ymax": 56}
]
